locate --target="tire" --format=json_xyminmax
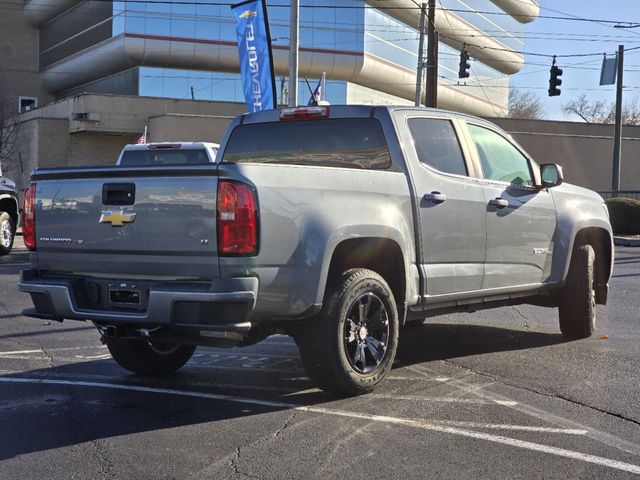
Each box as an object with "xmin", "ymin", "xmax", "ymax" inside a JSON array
[
  {"xmin": 105, "ymin": 337, "xmax": 196, "ymax": 375},
  {"xmin": 558, "ymin": 244, "xmax": 596, "ymax": 340},
  {"xmin": 0, "ymin": 212, "xmax": 15, "ymax": 256},
  {"xmin": 297, "ymin": 268, "xmax": 399, "ymax": 395}
]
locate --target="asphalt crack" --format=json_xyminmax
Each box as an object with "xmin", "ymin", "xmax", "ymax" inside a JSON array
[
  {"xmin": 228, "ymin": 411, "xmax": 298, "ymax": 480},
  {"xmin": 64, "ymin": 389, "xmax": 121, "ymax": 480},
  {"xmin": 8, "ymin": 336, "xmax": 54, "ymax": 369},
  {"xmin": 510, "ymin": 306, "xmax": 530, "ymax": 331},
  {"xmin": 442, "ymin": 358, "xmax": 640, "ymax": 428}
]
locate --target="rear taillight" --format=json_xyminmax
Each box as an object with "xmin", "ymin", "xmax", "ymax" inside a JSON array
[
  {"xmin": 23, "ymin": 184, "xmax": 36, "ymax": 251},
  {"xmin": 217, "ymin": 181, "xmax": 257, "ymax": 255}
]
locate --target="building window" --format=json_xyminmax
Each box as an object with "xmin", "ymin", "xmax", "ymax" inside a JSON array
[{"xmin": 18, "ymin": 96, "xmax": 38, "ymax": 113}]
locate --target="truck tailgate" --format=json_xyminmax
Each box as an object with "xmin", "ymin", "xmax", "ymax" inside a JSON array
[{"xmin": 31, "ymin": 167, "xmax": 219, "ymax": 278}]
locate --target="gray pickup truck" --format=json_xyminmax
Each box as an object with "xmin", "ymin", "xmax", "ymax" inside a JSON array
[
  {"xmin": 19, "ymin": 106, "xmax": 613, "ymax": 394},
  {"xmin": 0, "ymin": 173, "xmax": 19, "ymax": 255}
]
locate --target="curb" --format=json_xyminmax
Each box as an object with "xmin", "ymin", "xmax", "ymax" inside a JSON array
[{"xmin": 614, "ymin": 236, "xmax": 640, "ymax": 247}]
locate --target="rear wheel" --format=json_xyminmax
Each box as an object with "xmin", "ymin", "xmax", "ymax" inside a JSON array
[
  {"xmin": 105, "ymin": 337, "xmax": 196, "ymax": 374},
  {"xmin": 297, "ymin": 268, "xmax": 399, "ymax": 395},
  {"xmin": 0, "ymin": 212, "xmax": 15, "ymax": 256},
  {"xmin": 559, "ymin": 244, "xmax": 596, "ymax": 340}
]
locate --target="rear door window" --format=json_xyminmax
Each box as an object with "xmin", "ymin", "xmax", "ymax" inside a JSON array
[
  {"xmin": 408, "ymin": 118, "xmax": 468, "ymax": 176},
  {"xmin": 222, "ymin": 119, "xmax": 391, "ymax": 170}
]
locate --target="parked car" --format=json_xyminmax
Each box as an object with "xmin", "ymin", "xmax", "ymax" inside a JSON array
[
  {"xmin": 0, "ymin": 175, "xmax": 19, "ymax": 255},
  {"xmin": 18, "ymin": 106, "xmax": 613, "ymax": 394},
  {"xmin": 116, "ymin": 142, "xmax": 219, "ymax": 166}
]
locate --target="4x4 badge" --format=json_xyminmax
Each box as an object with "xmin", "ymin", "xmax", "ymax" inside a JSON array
[{"xmin": 99, "ymin": 210, "xmax": 136, "ymax": 227}]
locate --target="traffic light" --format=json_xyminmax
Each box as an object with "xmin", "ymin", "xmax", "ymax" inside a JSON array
[
  {"xmin": 548, "ymin": 64, "xmax": 563, "ymax": 97},
  {"xmin": 458, "ymin": 48, "xmax": 471, "ymax": 79}
]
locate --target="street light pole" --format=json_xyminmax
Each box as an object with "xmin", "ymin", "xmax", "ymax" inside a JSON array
[
  {"xmin": 415, "ymin": 3, "xmax": 427, "ymax": 106},
  {"xmin": 288, "ymin": 0, "xmax": 299, "ymax": 107},
  {"xmin": 425, "ymin": 0, "xmax": 438, "ymax": 108},
  {"xmin": 612, "ymin": 44, "xmax": 624, "ymax": 193}
]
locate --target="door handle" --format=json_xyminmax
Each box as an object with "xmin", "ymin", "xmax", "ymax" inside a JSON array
[
  {"xmin": 423, "ymin": 191, "xmax": 447, "ymax": 204},
  {"xmin": 489, "ymin": 197, "xmax": 509, "ymax": 209}
]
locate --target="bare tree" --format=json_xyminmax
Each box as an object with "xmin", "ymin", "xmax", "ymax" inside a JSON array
[
  {"xmin": 508, "ymin": 88, "xmax": 545, "ymax": 119},
  {"xmin": 619, "ymin": 97, "xmax": 640, "ymax": 125},
  {"xmin": 562, "ymin": 94, "xmax": 640, "ymax": 125},
  {"xmin": 0, "ymin": 86, "xmax": 19, "ymax": 176}
]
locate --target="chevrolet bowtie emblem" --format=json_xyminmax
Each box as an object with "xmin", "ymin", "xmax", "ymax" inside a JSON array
[
  {"xmin": 239, "ymin": 10, "xmax": 257, "ymax": 18},
  {"xmin": 99, "ymin": 210, "xmax": 136, "ymax": 227}
]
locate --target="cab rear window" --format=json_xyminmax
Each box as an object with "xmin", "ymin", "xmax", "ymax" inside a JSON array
[
  {"xmin": 119, "ymin": 149, "xmax": 210, "ymax": 166},
  {"xmin": 222, "ymin": 119, "xmax": 391, "ymax": 170}
]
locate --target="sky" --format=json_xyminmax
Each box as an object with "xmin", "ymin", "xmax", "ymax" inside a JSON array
[{"xmin": 510, "ymin": 0, "xmax": 640, "ymax": 120}]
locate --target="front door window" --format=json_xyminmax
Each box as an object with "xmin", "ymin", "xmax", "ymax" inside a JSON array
[{"xmin": 468, "ymin": 124, "xmax": 533, "ymax": 187}]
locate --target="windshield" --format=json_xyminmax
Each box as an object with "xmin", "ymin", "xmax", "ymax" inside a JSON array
[{"xmin": 119, "ymin": 148, "xmax": 211, "ymax": 166}]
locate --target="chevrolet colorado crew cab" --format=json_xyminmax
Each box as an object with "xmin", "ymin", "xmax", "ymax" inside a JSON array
[
  {"xmin": 0, "ymin": 173, "xmax": 19, "ymax": 255},
  {"xmin": 18, "ymin": 106, "xmax": 613, "ymax": 395}
]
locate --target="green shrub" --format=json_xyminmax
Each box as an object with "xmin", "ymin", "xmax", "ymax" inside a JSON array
[{"xmin": 606, "ymin": 197, "xmax": 640, "ymax": 235}]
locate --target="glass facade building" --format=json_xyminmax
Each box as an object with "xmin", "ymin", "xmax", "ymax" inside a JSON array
[{"xmin": 26, "ymin": 0, "xmax": 539, "ymax": 116}]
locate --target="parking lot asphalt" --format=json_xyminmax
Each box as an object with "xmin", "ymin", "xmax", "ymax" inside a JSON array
[{"xmin": 0, "ymin": 241, "xmax": 639, "ymax": 479}]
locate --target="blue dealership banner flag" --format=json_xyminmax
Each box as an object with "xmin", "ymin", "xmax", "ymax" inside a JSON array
[{"xmin": 231, "ymin": 0, "xmax": 277, "ymax": 112}]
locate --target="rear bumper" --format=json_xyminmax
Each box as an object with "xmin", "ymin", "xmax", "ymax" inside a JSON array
[{"xmin": 18, "ymin": 270, "xmax": 258, "ymax": 336}]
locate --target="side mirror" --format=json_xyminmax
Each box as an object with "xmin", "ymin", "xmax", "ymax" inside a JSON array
[{"xmin": 540, "ymin": 163, "xmax": 564, "ymax": 188}]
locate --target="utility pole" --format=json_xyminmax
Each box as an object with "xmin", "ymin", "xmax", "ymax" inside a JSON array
[
  {"xmin": 425, "ymin": 0, "xmax": 438, "ymax": 108},
  {"xmin": 612, "ymin": 44, "xmax": 624, "ymax": 193},
  {"xmin": 280, "ymin": 76, "xmax": 288, "ymax": 106},
  {"xmin": 415, "ymin": 3, "xmax": 427, "ymax": 106},
  {"xmin": 288, "ymin": 0, "xmax": 299, "ymax": 107}
]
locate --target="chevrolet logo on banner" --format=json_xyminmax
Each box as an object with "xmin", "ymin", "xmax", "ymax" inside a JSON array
[
  {"xmin": 99, "ymin": 210, "xmax": 137, "ymax": 227},
  {"xmin": 231, "ymin": 0, "xmax": 277, "ymax": 112}
]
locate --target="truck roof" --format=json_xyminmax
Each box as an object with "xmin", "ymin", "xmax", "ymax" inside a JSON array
[
  {"xmin": 121, "ymin": 142, "xmax": 220, "ymax": 151},
  {"xmin": 238, "ymin": 105, "xmax": 498, "ymax": 131}
]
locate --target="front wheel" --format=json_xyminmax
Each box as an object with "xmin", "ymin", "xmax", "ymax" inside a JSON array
[
  {"xmin": 0, "ymin": 212, "xmax": 15, "ymax": 256},
  {"xmin": 105, "ymin": 337, "xmax": 196, "ymax": 375},
  {"xmin": 297, "ymin": 268, "xmax": 399, "ymax": 395},
  {"xmin": 558, "ymin": 244, "xmax": 596, "ymax": 340}
]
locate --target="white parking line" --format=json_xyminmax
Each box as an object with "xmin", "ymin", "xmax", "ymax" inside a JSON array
[
  {"xmin": 0, "ymin": 347, "xmax": 107, "ymax": 355},
  {"xmin": 427, "ymin": 420, "xmax": 587, "ymax": 435},
  {"xmin": 74, "ymin": 354, "xmax": 112, "ymax": 360},
  {"xmin": 0, "ymin": 376, "xmax": 638, "ymax": 475},
  {"xmin": 0, "ymin": 349, "xmax": 44, "ymax": 355},
  {"xmin": 409, "ymin": 364, "xmax": 640, "ymax": 456},
  {"xmin": 368, "ymin": 393, "xmax": 516, "ymax": 405}
]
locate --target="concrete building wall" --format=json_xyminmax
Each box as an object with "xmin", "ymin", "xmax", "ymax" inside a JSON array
[
  {"xmin": 0, "ymin": 0, "xmax": 53, "ymax": 109},
  {"xmin": 17, "ymin": 94, "xmax": 246, "ymax": 134},
  {"xmin": 148, "ymin": 114, "xmax": 236, "ymax": 144},
  {"xmin": 5, "ymin": 118, "xmax": 68, "ymax": 190},
  {"xmin": 68, "ymin": 132, "xmax": 138, "ymax": 167}
]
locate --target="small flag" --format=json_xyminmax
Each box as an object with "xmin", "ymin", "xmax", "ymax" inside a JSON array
[
  {"xmin": 136, "ymin": 126, "xmax": 148, "ymax": 144},
  {"xmin": 308, "ymin": 72, "xmax": 327, "ymax": 106}
]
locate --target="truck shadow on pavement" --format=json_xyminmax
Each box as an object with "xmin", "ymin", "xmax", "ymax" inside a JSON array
[
  {"xmin": 396, "ymin": 322, "xmax": 564, "ymax": 366},
  {"xmin": 0, "ymin": 323, "xmax": 564, "ymax": 461}
]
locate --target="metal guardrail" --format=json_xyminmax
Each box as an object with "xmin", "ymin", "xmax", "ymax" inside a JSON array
[{"xmin": 598, "ymin": 190, "xmax": 640, "ymax": 201}]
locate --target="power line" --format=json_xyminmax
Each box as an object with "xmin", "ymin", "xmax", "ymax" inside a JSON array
[{"xmin": 4, "ymin": 0, "xmax": 640, "ymax": 27}]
